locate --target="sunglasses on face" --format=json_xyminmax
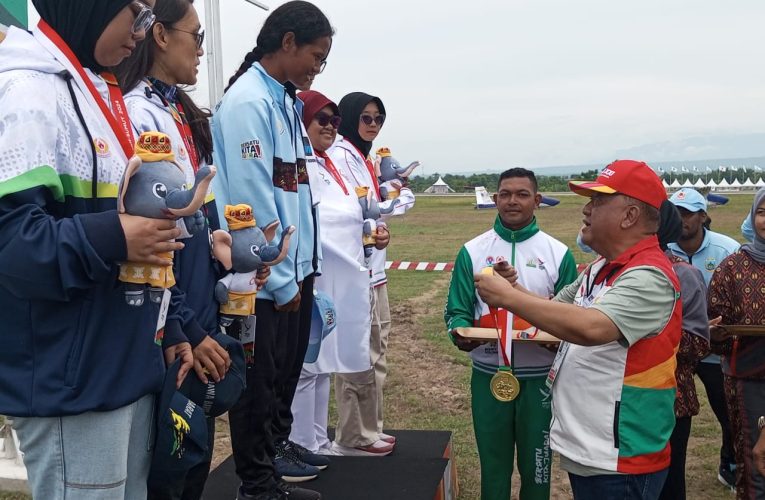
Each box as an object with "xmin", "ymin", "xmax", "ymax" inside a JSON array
[
  {"xmin": 360, "ymin": 114, "xmax": 385, "ymax": 127},
  {"xmin": 167, "ymin": 27, "xmax": 205, "ymax": 49},
  {"xmin": 315, "ymin": 112, "xmax": 341, "ymax": 129},
  {"xmin": 131, "ymin": 1, "xmax": 156, "ymax": 35}
]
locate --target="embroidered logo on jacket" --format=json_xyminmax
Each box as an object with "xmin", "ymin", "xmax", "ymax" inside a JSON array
[
  {"xmin": 93, "ymin": 138, "xmax": 110, "ymax": 158},
  {"xmin": 705, "ymin": 257, "xmax": 717, "ymax": 271},
  {"xmin": 241, "ymin": 140, "xmax": 262, "ymax": 159}
]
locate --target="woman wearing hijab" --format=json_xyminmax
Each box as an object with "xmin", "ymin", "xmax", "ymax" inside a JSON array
[
  {"xmin": 708, "ymin": 187, "xmax": 765, "ymax": 500},
  {"xmin": 290, "ymin": 90, "xmax": 381, "ymax": 456},
  {"xmin": 656, "ymin": 201, "xmax": 711, "ymax": 500},
  {"xmin": 327, "ymin": 92, "xmax": 412, "ymax": 455},
  {"xmin": 0, "ymin": 1, "xmax": 188, "ymax": 498}
]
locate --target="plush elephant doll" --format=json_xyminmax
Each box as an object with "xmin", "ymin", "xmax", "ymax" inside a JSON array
[
  {"xmin": 118, "ymin": 131, "xmax": 216, "ymax": 306},
  {"xmin": 375, "ymin": 147, "xmax": 420, "ymax": 201},
  {"xmin": 355, "ymin": 186, "xmax": 398, "ymax": 258},
  {"xmin": 211, "ymin": 204, "xmax": 295, "ymax": 327}
]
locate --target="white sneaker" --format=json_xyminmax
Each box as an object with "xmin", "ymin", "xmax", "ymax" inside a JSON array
[
  {"xmin": 379, "ymin": 432, "xmax": 396, "ymax": 444},
  {"xmin": 330, "ymin": 440, "xmax": 394, "ymax": 457},
  {"xmin": 316, "ymin": 443, "xmax": 342, "ymax": 456}
]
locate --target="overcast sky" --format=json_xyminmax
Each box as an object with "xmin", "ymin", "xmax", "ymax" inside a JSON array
[{"xmin": 25, "ymin": 1, "xmax": 765, "ymax": 174}]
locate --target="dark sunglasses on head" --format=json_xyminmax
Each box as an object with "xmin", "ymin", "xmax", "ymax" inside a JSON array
[
  {"xmin": 167, "ymin": 27, "xmax": 205, "ymax": 49},
  {"xmin": 315, "ymin": 112, "xmax": 341, "ymax": 129},
  {"xmin": 360, "ymin": 114, "xmax": 385, "ymax": 127}
]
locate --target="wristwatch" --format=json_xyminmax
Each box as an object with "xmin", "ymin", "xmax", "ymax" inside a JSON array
[{"xmin": 759, "ymin": 416, "xmax": 765, "ymax": 431}]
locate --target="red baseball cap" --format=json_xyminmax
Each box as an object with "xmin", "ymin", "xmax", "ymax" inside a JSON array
[{"xmin": 568, "ymin": 160, "xmax": 666, "ymax": 209}]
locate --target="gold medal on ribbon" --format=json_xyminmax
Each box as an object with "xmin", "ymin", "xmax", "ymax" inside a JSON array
[{"xmin": 490, "ymin": 370, "xmax": 520, "ymax": 402}]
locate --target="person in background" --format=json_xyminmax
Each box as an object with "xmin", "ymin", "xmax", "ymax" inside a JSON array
[
  {"xmin": 656, "ymin": 201, "xmax": 711, "ymax": 500},
  {"xmin": 475, "ymin": 160, "xmax": 680, "ymax": 500},
  {"xmin": 210, "ymin": 2, "xmax": 332, "ymax": 499},
  {"xmin": 667, "ymin": 187, "xmax": 740, "ymax": 490},
  {"xmin": 445, "ymin": 168, "xmax": 577, "ymax": 500},
  {"xmin": 290, "ymin": 89, "xmax": 381, "ymax": 458},
  {"xmin": 708, "ymin": 187, "xmax": 765, "ymax": 500},
  {"xmin": 114, "ymin": 0, "xmax": 238, "ymax": 497},
  {"xmin": 0, "ymin": 0, "xmax": 190, "ymax": 498},
  {"xmin": 327, "ymin": 91, "xmax": 401, "ymax": 456}
]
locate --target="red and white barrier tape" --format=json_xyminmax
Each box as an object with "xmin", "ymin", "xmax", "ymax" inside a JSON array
[{"xmin": 385, "ymin": 261, "xmax": 454, "ymax": 272}]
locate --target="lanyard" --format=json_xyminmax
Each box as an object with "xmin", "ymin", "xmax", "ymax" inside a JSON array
[
  {"xmin": 489, "ymin": 306, "xmax": 512, "ymax": 366},
  {"xmin": 101, "ymin": 72, "xmax": 135, "ymax": 149},
  {"xmin": 38, "ymin": 20, "xmax": 135, "ymax": 158},
  {"xmin": 172, "ymin": 102, "xmax": 200, "ymax": 173},
  {"xmin": 348, "ymin": 141, "xmax": 381, "ymax": 199},
  {"xmin": 317, "ymin": 152, "xmax": 348, "ymax": 195}
]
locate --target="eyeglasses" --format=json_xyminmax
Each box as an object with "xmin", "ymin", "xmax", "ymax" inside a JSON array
[
  {"xmin": 314, "ymin": 112, "xmax": 341, "ymax": 129},
  {"xmin": 131, "ymin": 1, "xmax": 156, "ymax": 35},
  {"xmin": 168, "ymin": 27, "xmax": 205, "ymax": 49},
  {"xmin": 360, "ymin": 114, "xmax": 385, "ymax": 127}
]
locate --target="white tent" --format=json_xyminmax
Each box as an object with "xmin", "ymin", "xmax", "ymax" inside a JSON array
[
  {"xmin": 681, "ymin": 179, "xmax": 694, "ymax": 187},
  {"xmin": 424, "ymin": 176, "xmax": 455, "ymax": 194},
  {"xmin": 756, "ymin": 178, "xmax": 765, "ymax": 188},
  {"xmin": 743, "ymin": 178, "xmax": 756, "ymax": 189},
  {"xmin": 662, "ymin": 179, "xmax": 669, "ymax": 188},
  {"xmin": 718, "ymin": 179, "xmax": 731, "ymax": 189},
  {"xmin": 693, "ymin": 178, "xmax": 706, "ymax": 188},
  {"xmin": 707, "ymin": 179, "xmax": 718, "ymax": 190},
  {"xmin": 670, "ymin": 179, "xmax": 682, "ymax": 188},
  {"xmin": 730, "ymin": 178, "xmax": 742, "ymax": 188}
]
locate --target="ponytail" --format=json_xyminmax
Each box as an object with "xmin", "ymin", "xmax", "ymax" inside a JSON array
[
  {"xmin": 225, "ymin": 47, "xmax": 263, "ymax": 92},
  {"xmin": 224, "ymin": 1, "xmax": 333, "ymax": 94}
]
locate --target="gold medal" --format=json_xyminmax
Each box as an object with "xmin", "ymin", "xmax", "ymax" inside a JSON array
[{"xmin": 490, "ymin": 370, "xmax": 520, "ymax": 402}]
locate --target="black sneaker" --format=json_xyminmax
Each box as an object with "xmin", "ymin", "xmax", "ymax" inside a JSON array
[
  {"xmin": 278, "ymin": 479, "xmax": 322, "ymax": 500},
  {"xmin": 717, "ymin": 462, "xmax": 736, "ymax": 492},
  {"xmin": 274, "ymin": 441, "xmax": 320, "ymax": 482},
  {"xmin": 284, "ymin": 440, "xmax": 331, "ymax": 470},
  {"xmin": 236, "ymin": 485, "xmax": 287, "ymax": 500}
]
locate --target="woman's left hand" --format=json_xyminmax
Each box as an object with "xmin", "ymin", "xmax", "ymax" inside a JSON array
[{"xmin": 374, "ymin": 224, "xmax": 390, "ymax": 250}]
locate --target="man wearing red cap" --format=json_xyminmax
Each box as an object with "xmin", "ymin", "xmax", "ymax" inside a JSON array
[{"xmin": 475, "ymin": 160, "xmax": 682, "ymax": 500}]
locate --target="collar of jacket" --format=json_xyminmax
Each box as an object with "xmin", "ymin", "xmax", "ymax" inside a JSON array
[{"xmin": 493, "ymin": 215, "xmax": 539, "ymax": 244}]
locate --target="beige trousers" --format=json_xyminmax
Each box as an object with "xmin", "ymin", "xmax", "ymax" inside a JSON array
[{"xmin": 335, "ymin": 284, "xmax": 391, "ymax": 447}]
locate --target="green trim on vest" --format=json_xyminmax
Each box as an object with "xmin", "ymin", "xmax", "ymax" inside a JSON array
[{"xmin": 493, "ymin": 215, "xmax": 539, "ymax": 244}]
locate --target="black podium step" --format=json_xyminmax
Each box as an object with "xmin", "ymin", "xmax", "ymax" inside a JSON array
[{"xmin": 203, "ymin": 430, "xmax": 455, "ymax": 500}]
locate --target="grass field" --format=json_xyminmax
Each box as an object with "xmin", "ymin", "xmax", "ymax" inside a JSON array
[{"xmin": 0, "ymin": 192, "xmax": 754, "ymax": 500}]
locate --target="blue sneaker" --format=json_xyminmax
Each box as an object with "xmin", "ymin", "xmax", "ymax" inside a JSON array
[
  {"xmin": 275, "ymin": 442, "xmax": 320, "ymax": 483},
  {"xmin": 284, "ymin": 440, "xmax": 331, "ymax": 470}
]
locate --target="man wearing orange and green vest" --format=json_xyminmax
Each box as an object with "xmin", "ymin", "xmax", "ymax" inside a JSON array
[{"xmin": 475, "ymin": 160, "xmax": 682, "ymax": 500}]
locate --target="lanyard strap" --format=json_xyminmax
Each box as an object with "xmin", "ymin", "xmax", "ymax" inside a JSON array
[
  {"xmin": 101, "ymin": 72, "xmax": 135, "ymax": 149},
  {"xmin": 38, "ymin": 20, "xmax": 134, "ymax": 158},
  {"xmin": 173, "ymin": 102, "xmax": 200, "ymax": 173},
  {"xmin": 348, "ymin": 141, "xmax": 381, "ymax": 199},
  {"xmin": 317, "ymin": 152, "xmax": 348, "ymax": 195},
  {"xmin": 490, "ymin": 306, "xmax": 512, "ymax": 367}
]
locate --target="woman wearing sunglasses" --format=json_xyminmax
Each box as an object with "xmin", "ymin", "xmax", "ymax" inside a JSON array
[
  {"xmin": 290, "ymin": 90, "xmax": 380, "ymax": 457},
  {"xmin": 114, "ymin": 1, "xmax": 236, "ymax": 498},
  {"xmin": 0, "ymin": 0, "xmax": 193, "ymax": 498},
  {"xmin": 326, "ymin": 92, "xmax": 413, "ymax": 456}
]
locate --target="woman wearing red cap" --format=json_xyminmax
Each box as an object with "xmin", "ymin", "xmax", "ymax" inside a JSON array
[{"xmin": 289, "ymin": 90, "xmax": 383, "ymax": 456}]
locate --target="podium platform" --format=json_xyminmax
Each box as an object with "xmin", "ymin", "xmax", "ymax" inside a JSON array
[{"xmin": 204, "ymin": 430, "xmax": 457, "ymax": 500}]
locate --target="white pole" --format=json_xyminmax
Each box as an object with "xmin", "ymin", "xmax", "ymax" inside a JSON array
[{"xmin": 204, "ymin": 0, "xmax": 269, "ymax": 108}]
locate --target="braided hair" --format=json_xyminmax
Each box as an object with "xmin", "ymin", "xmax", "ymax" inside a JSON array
[{"xmin": 225, "ymin": 1, "xmax": 333, "ymax": 92}]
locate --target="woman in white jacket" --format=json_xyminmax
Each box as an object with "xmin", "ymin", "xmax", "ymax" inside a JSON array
[{"xmin": 290, "ymin": 90, "xmax": 388, "ymax": 456}]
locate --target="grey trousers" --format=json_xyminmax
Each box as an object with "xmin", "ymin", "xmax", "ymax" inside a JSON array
[{"xmin": 335, "ymin": 284, "xmax": 391, "ymax": 447}]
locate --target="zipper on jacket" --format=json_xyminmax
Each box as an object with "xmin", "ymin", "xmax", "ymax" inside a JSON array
[
  {"xmin": 613, "ymin": 400, "xmax": 621, "ymax": 449},
  {"xmin": 63, "ymin": 71, "xmax": 99, "ymax": 212}
]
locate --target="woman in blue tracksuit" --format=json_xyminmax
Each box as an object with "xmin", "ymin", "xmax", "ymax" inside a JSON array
[{"xmin": 211, "ymin": 2, "xmax": 333, "ymax": 499}]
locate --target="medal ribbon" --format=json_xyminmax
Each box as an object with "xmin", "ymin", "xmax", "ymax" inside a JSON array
[
  {"xmin": 101, "ymin": 72, "xmax": 135, "ymax": 149},
  {"xmin": 38, "ymin": 20, "xmax": 135, "ymax": 158},
  {"xmin": 489, "ymin": 305, "xmax": 511, "ymax": 367},
  {"xmin": 317, "ymin": 152, "xmax": 349, "ymax": 195},
  {"xmin": 173, "ymin": 102, "xmax": 201, "ymax": 174}
]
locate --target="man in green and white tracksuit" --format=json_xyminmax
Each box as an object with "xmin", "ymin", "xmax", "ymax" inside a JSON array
[{"xmin": 445, "ymin": 168, "xmax": 577, "ymax": 500}]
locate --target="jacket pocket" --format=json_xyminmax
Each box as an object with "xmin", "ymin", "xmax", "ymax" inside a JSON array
[
  {"xmin": 64, "ymin": 298, "xmax": 93, "ymax": 388},
  {"xmin": 613, "ymin": 400, "xmax": 621, "ymax": 449}
]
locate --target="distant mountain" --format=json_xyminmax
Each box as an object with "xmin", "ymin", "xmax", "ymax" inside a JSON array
[{"xmin": 612, "ymin": 133, "xmax": 765, "ymax": 163}]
